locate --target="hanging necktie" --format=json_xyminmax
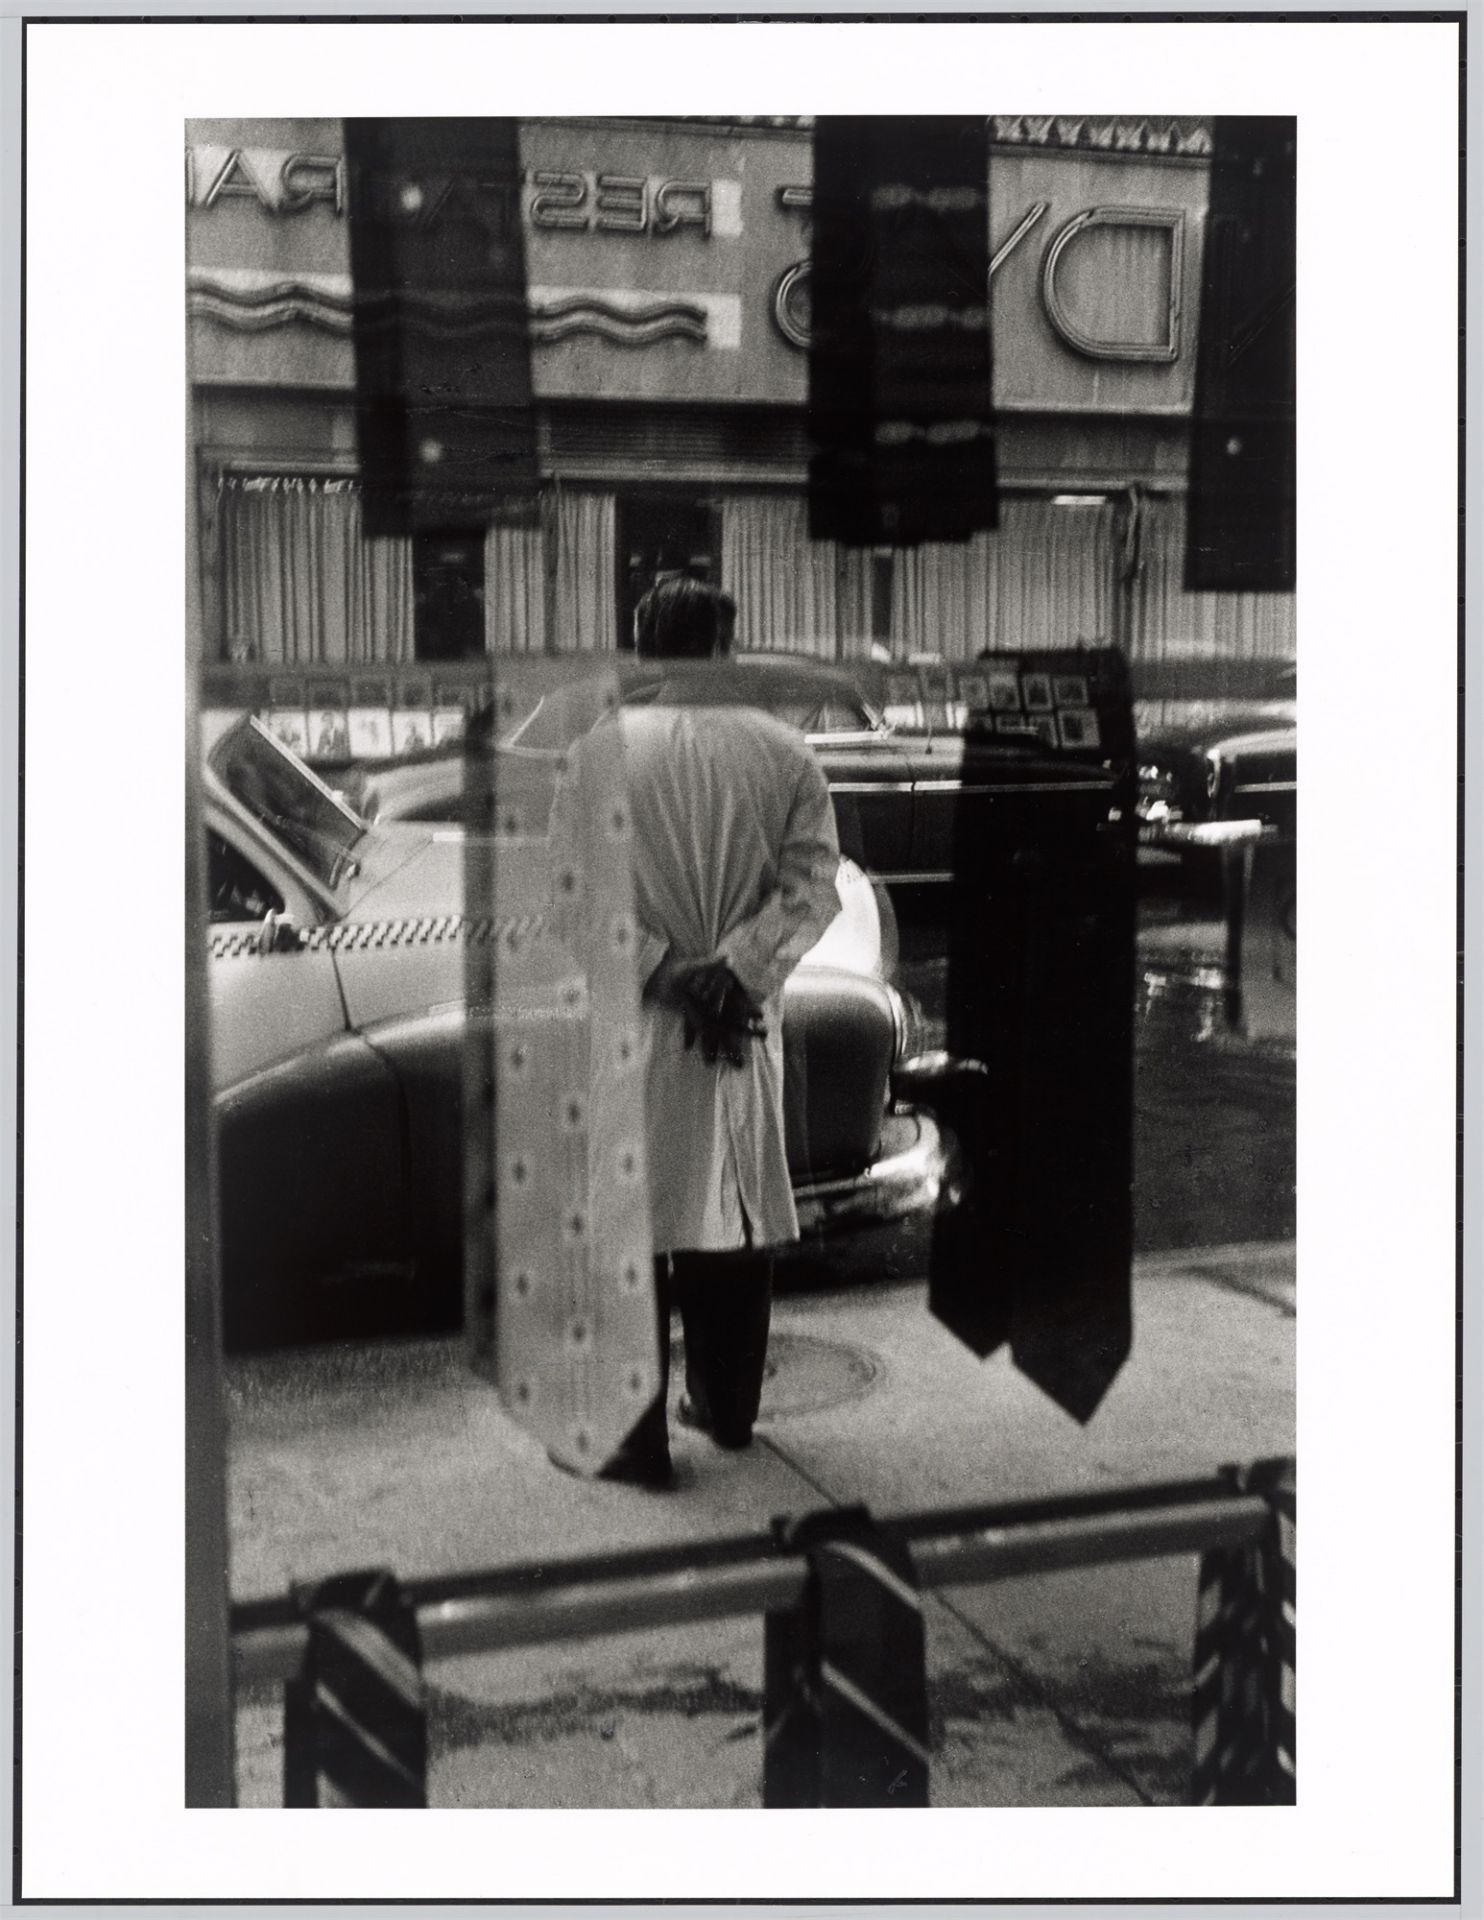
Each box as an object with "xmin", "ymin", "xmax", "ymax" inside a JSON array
[
  {"xmin": 1187, "ymin": 117, "xmax": 1297, "ymax": 591},
  {"xmin": 927, "ymin": 644, "xmax": 1137, "ymax": 1423},
  {"xmin": 808, "ymin": 116, "xmax": 997, "ymax": 547},
  {"xmin": 344, "ymin": 117, "xmax": 539, "ymax": 538},
  {"xmin": 464, "ymin": 670, "xmax": 660, "ymax": 1474},
  {"xmin": 1191, "ymin": 1457, "xmax": 1296, "ymax": 1804},
  {"xmin": 283, "ymin": 1568, "xmax": 428, "ymax": 1808},
  {"xmin": 764, "ymin": 1505, "xmax": 931, "ymax": 1807}
]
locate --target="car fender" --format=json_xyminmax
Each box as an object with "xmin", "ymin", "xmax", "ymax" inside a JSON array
[{"xmin": 215, "ymin": 1029, "xmax": 411, "ymax": 1349}]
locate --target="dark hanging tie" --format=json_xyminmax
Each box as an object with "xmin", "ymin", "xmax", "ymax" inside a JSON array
[
  {"xmin": 1191, "ymin": 1458, "xmax": 1296, "ymax": 1805},
  {"xmin": 927, "ymin": 645, "xmax": 1137, "ymax": 1424},
  {"xmin": 283, "ymin": 1568, "xmax": 428, "ymax": 1808},
  {"xmin": 808, "ymin": 116, "xmax": 998, "ymax": 548},
  {"xmin": 344, "ymin": 117, "xmax": 539, "ymax": 539},
  {"xmin": 1186, "ymin": 116, "xmax": 1297, "ymax": 591},
  {"xmin": 764, "ymin": 1506, "xmax": 931, "ymax": 1808}
]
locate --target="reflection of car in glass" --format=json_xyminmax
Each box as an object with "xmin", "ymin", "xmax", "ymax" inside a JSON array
[
  {"xmin": 1136, "ymin": 666, "xmax": 1296, "ymax": 858},
  {"xmin": 352, "ymin": 653, "xmax": 1123, "ymax": 891},
  {"xmin": 205, "ymin": 714, "xmax": 962, "ymax": 1351}
]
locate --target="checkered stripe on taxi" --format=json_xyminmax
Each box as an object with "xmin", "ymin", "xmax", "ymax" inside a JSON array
[{"xmin": 208, "ymin": 914, "xmax": 545, "ymax": 960}]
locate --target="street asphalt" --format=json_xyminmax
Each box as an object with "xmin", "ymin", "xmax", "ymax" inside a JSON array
[{"xmin": 227, "ymin": 1239, "xmax": 1295, "ymax": 1810}]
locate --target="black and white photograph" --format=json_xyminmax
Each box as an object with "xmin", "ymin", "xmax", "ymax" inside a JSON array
[
  {"xmin": 11, "ymin": 13, "xmax": 1465, "ymax": 1904},
  {"xmin": 187, "ymin": 96, "xmax": 1301, "ymax": 1817}
]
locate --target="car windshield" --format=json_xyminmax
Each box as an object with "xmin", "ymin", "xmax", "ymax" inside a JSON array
[
  {"xmin": 803, "ymin": 695, "xmax": 882, "ymax": 735},
  {"xmin": 505, "ymin": 673, "xmax": 883, "ymax": 752},
  {"xmin": 211, "ymin": 717, "xmax": 367, "ymax": 890}
]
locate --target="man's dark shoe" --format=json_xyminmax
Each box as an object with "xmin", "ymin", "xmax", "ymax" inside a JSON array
[
  {"xmin": 676, "ymin": 1392, "xmax": 709, "ymax": 1434},
  {"xmin": 678, "ymin": 1394, "xmax": 752, "ymax": 1451}
]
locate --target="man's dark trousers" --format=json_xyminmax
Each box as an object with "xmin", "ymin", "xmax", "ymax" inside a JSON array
[{"xmin": 619, "ymin": 1249, "xmax": 775, "ymax": 1466}]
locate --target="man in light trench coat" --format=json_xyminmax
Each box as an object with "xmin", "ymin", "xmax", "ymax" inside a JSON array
[{"xmin": 562, "ymin": 576, "xmax": 842, "ymax": 1487}]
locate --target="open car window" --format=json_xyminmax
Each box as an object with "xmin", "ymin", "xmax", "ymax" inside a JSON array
[
  {"xmin": 207, "ymin": 828, "xmax": 284, "ymax": 925},
  {"xmin": 210, "ymin": 717, "xmax": 367, "ymax": 890}
]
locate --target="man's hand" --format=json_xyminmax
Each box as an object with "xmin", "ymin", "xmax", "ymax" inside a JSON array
[{"xmin": 647, "ymin": 955, "xmax": 766, "ymax": 1068}]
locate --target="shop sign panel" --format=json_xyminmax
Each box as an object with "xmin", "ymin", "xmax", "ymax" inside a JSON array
[{"xmin": 187, "ymin": 119, "xmax": 1208, "ymax": 415}]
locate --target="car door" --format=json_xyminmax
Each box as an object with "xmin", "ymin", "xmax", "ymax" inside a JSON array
[
  {"xmin": 206, "ymin": 818, "xmax": 346, "ymax": 1090},
  {"xmin": 809, "ymin": 703, "xmax": 916, "ymax": 882},
  {"xmin": 908, "ymin": 733, "xmax": 1121, "ymax": 883},
  {"xmin": 903, "ymin": 730, "xmax": 975, "ymax": 882},
  {"xmin": 206, "ymin": 811, "xmax": 413, "ymax": 1348}
]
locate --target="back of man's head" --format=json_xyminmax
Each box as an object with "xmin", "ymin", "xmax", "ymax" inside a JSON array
[{"xmin": 635, "ymin": 576, "xmax": 730, "ymax": 661}]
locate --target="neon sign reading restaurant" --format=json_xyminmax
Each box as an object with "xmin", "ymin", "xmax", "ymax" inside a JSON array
[{"xmin": 187, "ymin": 146, "xmax": 1189, "ymax": 365}]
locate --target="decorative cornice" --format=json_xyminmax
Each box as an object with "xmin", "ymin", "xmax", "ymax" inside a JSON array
[
  {"xmin": 991, "ymin": 116, "xmax": 1213, "ymax": 157},
  {"xmin": 652, "ymin": 114, "xmax": 1213, "ymax": 156},
  {"xmin": 669, "ymin": 115, "xmax": 817, "ymax": 130}
]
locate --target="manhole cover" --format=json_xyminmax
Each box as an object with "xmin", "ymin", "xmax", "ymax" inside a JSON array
[{"xmin": 677, "ymin": 1331, "xmax": 882, "ymax": 1423}]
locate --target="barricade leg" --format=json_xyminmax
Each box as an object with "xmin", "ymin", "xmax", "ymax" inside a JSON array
[
  {"xmin": 1191, "ymin": 1458, "xmax": 1296, "ymax": 1804},
  {"xmin": 763, "ymin": 1506, "xmax": 931, "ymax": 1807},
  {"xmin": 283, "ymin": 1569, "xmax": 428, "ymax": 1808}
]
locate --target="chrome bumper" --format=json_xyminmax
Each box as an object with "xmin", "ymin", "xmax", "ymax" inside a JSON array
[
  {"xmin": 792, "ymin": 1110, "xmax": 961, "ymax": 1236},
  {"xmin": 1138, "ymin": 817, "xmax": 1268, "ymax": 850}
]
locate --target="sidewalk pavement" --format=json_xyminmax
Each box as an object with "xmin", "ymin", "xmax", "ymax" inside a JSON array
[{"xmin": 227, "ymin": 1241, "xmax": 1295, "ymax": 1809}]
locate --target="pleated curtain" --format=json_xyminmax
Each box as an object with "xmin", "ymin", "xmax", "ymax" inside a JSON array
[
  {"xmin": 219, "ymin": 475, "xmax": 414, "ymax": 664},
  {"xmin": 486, "ymin": 490, "xmax": 615, "ymax": 653},
  {"xmin": 1130, "ymin": 493, "xmax": 1295, "ymax": 665},
  {"xmin": 554, "ymin": 490, "xmax": 617, "ymax": 653},
  {"xmin": 890, "ymin": 498, "xmax": 1117, "ymax": 660},
  {"xmin": 482, "ymin": 521, "xmax": 547, "ymax": 653},
  {"xmin": 221, "ymin": 473, "xmax": 617, "ymax": 660},
  {"xmin": 833, "ymin": 551, "xmax": 875, "ymax": 657},
  {"xmin": 220, "ymin": 475, "xmax": 1292, "ymax": 670},
  {"xmin": 721, "ymin": 495, "xmax": 841, "ymax": 658}
]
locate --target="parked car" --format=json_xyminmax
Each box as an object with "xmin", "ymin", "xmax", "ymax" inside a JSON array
[
  {"xmin": 352, "ymin": 651, "xmax": 1133, "ymax": 894},
  {"xmin": 205, "ymin": 712, "xmax": 963, "ymax": 1350},
  {"xmin": 1136, "ymin": 667, "xmax": 1296, "ymax": 859}
]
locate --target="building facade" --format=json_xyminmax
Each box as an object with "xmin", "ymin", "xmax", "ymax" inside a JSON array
[{"xmin": 187, "ymin": 116, "xmax": 1294, "ymax": 695}]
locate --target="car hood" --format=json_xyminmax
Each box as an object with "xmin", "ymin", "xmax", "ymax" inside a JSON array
[
  {"xmin": 340, "ymin": 822, "xmax": 466, "ymax": 920},
  {"xmin": 346, "ymin": 829, "xmax": 882, "ymax": 972},
  {"xmin": 351, "ymin": 758, "xmax": 465, "ymax": 825},
  {"xmin": 1139, "ymin": 701, "xmax": 1297, "ymax": 762},
  {"xmin": 1205, "ymin": 723, "xmax": 1298, "ymax": 759},
  {"xmin": 330, "ymin": 836, "xmax": 887, "ymax": 1042}
]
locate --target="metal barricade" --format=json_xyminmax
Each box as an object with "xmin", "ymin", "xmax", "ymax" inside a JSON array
[{"xmin": 231, "ymin": 1460, "xmax": 1294, "ymax": 1810}]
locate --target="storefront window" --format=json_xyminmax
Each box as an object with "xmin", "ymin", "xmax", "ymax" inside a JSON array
[
  {"xmin": 217, "ymin": 475, "xmax": 621, "ymax": 661},
  {"xmin": 412, "ymin": 531, "xmax": 486, "ymax": 661},
  {"xmin": 617, "ymin": 497, "xmax": 717, "ymax": 649}
]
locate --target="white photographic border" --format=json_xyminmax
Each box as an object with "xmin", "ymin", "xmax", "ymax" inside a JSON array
[{"xmin": 14, "ymin": 11, "xmax": 1468, "ymax": 1903}]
